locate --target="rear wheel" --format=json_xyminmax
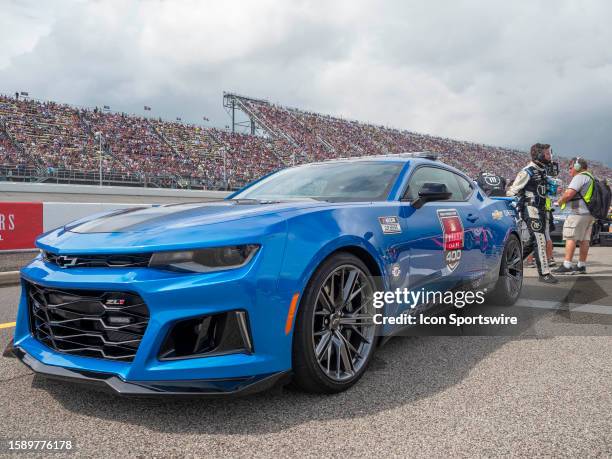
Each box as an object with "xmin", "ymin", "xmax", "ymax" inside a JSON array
[
  {"xmin": 292, "ymin": 253, "xmax": 378, "ymax": 393},
  {"xmin": 488, "ymin": 234, "xmax": 523, "ymax": 306}
]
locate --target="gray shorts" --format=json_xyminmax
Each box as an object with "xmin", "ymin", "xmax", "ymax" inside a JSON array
[{"xmin": 563, "ymin": 214, "xmax": 595, "ymax": 241}]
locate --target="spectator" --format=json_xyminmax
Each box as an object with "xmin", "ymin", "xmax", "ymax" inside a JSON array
[{"xmin": 1, "ymin": 93, "xmax": 610, "ymax": 191}]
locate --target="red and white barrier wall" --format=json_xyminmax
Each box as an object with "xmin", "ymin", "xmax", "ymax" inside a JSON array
[{"xmin": 0, "ymin": 202, "xmax": 149, "ymax": 251}]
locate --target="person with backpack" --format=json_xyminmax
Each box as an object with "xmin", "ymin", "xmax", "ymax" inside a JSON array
[{"xmin": 554, "ymin": 157, "xmax": 612, "ymax": 274}]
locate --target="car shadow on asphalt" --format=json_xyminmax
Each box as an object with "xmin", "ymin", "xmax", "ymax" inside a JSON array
[{"xmin": 30, "ymin": 336, "xmax": 539, "ymax": 435}]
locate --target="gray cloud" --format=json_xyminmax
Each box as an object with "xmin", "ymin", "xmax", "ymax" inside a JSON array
[{"xmin": 1, "ymin": 0, "xmax": 611, "ymax": 164}]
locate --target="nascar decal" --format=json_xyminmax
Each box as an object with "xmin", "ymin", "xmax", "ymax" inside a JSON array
[
  {"xmin": 437, "ymin": 209, "xmax": 464, "ymax": 272},
  {"xmin": 378, "ymin": 216, "xmax": 402, "ymax": 234}
]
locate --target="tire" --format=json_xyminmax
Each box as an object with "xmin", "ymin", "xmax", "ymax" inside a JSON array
[
  {"xmin": 292, "ymin": 252, "xmax": 379, "ymax": 393},
  {"xmin": 488, "ymin": 234, "xmax": 523, "ymax": 306}
]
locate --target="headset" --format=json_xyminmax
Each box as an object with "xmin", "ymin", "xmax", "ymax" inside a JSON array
[{"xmin": 573, "ymin": 156, "xmax": 583, "ymax": 172}]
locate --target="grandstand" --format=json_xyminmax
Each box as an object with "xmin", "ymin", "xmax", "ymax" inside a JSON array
[{"xmin": 1, "ymin": 92, "xmax": 610, "ymax": 190}]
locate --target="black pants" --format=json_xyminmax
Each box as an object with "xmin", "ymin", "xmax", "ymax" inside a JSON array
[{"xmin": 521, "ymin": 205, "xmax": 550, "ymax": 276}]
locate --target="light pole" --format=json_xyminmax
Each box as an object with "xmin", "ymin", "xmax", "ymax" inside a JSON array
[
  {"xmin": 95, "ymin": 131, "xmax": 103, "ymax": 186},
  {"xmin": 222, "ymin": 147, "xmax": 227, "ymax": 189}
]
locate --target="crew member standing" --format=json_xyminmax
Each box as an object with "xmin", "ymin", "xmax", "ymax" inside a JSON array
[
  {"xmin": 507, "ymin": 143, "xmax": 558, "ymax": 283},
  {"xmin": 554, "ymin": 157, "xmax": 596, "ymax": 274}
]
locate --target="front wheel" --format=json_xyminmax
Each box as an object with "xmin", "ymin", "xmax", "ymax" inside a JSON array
[
  {"xmin": 292, "ymin": 252, "xmax": 378, "ymax": 393},
  {"xmin": 488, "ymin": 234, "xmax": 523, "ymax": 306}
]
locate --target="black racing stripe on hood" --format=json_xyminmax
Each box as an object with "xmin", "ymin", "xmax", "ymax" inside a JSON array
[{"xmin": 68, "ymin": 202, "xmax": 237, "ymax": 233}]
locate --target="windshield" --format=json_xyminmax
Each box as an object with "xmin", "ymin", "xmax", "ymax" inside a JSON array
[{"xmin": 232, "ymin": 161, "xmax": 404, "ymax": 202}]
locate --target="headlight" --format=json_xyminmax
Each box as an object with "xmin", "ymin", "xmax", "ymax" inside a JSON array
[{"xmin": 149, "ymin": 245, "xmax": 260, "ymax": 273}]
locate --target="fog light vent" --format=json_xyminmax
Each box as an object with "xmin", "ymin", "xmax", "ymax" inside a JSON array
[{"xmin": 159, "ymin": 310, "xmax": 252, "ymax": 360}]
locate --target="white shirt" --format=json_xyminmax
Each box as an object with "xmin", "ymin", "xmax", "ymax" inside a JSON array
[{"xmin": 567, "ymin": 173, "xmax": 592, "ymax": 215}]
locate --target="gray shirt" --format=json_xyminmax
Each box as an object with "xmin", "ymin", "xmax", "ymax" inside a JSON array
[{"xmin": 567, "ymin": 173, "xmax": 593, "ymax": 215}]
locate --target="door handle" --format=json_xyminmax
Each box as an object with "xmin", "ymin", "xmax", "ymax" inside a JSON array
[{"xmin": 467, "ymin": 213, "xmax": 479, "ymax": 223}]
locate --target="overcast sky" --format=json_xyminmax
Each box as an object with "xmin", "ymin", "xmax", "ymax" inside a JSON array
[{"xmin": 1, "ymin": 0, "xmax": 611, "ymax": 164}]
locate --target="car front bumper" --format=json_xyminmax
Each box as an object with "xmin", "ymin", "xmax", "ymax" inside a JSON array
[{"xmin": 13, "ymin": 256, "xmax": 296, "ymax": 395}]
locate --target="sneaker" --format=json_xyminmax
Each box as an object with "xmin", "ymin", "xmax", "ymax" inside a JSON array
[
  {"xmin": 539, "ymin": 274, "xmax": 559, "ymax": 284},
  {"xmin": 553, "ymin": 264, "xmax": 575, "ymax": 275},
  {"xmin": 575, "ymin": 265, "xmax": 586, "ymax": 274},
  {"xmin": 548, "ymin": 259, "xmax": 557, "ymax": 267},
  {"xmin": 527, "ymin": 260, "xmax": 536, "ymax": 268}
]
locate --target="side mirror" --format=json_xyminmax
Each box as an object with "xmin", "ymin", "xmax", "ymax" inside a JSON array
[{"xmin": 412, "ymin": 182, "xmax": 452, "ymax": 209}]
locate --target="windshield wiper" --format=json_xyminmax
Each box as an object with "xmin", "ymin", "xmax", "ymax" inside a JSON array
[
  {"xmin": 230, "ymin": 197, "xmax": 323, "ymax": 204},
  {"xmin": 229, "ymin": 198, "xmax": 285, "ymax": 205}
]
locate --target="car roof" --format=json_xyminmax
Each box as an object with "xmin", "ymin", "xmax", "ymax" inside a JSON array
[
  {"xmin": 314, "ymin": 152, "xmax": 437, "ymax": 165},
  {"xmin": 306, "ymin": 152, "xmax": 471, "ymax": 179}
]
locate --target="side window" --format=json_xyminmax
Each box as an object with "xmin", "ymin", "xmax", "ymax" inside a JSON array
[
  {"xmin": 404, "ymin": 167, "xmax": 465, "ymax": 201},
  {"xmin": 454, "ymin": 173, "xmax": 473, "ymax": 200}
]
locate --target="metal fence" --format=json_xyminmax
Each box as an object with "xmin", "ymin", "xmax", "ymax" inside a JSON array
[{"xmin": 0, "ymin": 165, "xmax": 235, "ymax": 190}]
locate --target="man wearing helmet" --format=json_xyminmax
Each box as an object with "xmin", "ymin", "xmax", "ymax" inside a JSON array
[{"xmin": 507, "ymin": 143, "xmax": 558, "ymax": 284}]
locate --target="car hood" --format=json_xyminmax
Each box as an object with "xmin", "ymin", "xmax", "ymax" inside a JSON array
[
  {"xmin": 36, "ymin": 200, "xmax": 332, "ymax": 254},
  {"xmin": 64, "ymin": 200, "xmax": 328, "ymax": 234}
]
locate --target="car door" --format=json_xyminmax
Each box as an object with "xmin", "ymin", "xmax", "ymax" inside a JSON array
[
  {"xmin": 397, "ymin": 166, "xmax": 484, "ymax": 296},
  {"xmin": 451, "ymin": 171, "xmax": 487, "ymax": 286}
]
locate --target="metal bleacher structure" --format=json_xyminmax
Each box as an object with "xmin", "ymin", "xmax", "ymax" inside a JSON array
[{"xmin": 1, "ymin": 92, "xmax": 610, "ymax": 191}]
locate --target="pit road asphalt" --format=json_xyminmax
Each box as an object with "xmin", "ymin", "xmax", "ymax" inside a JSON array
[{"xmin": 1, "ymin": 248, "xmax": 611, "ymax": 457}]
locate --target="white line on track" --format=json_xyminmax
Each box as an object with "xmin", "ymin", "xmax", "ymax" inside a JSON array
[{"xmin": 515, "ymin": 299, "xmax": 612, "ymax": 315}]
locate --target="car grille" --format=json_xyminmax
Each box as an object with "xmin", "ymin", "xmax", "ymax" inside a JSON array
[
  {"xmin": 43, "ymin": 252, "xmax": 152, "ymax": 269},
  {"xmin": 27, "ymin": 282, "xmax": 150, "ymax": 362}
]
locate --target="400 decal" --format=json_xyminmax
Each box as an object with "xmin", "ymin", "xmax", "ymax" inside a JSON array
[{"xmin": 437, "ymin": 209, "xmax": 465, "ymax": 272}]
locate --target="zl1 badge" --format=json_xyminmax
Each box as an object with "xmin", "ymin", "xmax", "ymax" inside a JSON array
[
  {"xmin": 378, "ymin": 216, "xmax": 401, "ymax": 234},
  {"xmin": 437, "ymin": 209, "xmax": 464, "ymax": 272}
]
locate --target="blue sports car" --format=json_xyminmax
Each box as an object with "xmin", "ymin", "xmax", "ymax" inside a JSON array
[{"xmin": 12, "ymin": 153, "xmax": 523, "ymax": 395}]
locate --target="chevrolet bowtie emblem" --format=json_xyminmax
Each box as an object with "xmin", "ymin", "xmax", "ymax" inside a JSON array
[{"xmin": 57, "ymin": 256, "xmax": 78, "ymax": 268}]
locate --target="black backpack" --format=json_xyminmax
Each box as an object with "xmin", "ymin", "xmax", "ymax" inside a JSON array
[{"xmin": 578, "ymin": 172, "xmax": 611, "ymax": 220}]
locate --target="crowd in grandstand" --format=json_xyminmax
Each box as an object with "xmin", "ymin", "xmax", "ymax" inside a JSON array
[
  {"xmin": 1, "ymin": 93, "xmax": 610, "ymax": 190},
  {"xmin": 0, "ymin": 131, "xmax": 21, "ymax": 165},
  {"xmin": 237, "ymin": 96, "xmax": 597, "ymax": 186}
]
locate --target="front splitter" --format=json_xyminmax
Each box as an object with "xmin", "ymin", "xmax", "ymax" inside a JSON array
[{"xmin": 13, "ymin": 346, "xmax": 289, "ymax": 397}]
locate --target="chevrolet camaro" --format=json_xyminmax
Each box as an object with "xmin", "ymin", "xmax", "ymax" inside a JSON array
[{"xmin": 12, "ymin": 154, "xmax": 523, "ymax": 395}]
